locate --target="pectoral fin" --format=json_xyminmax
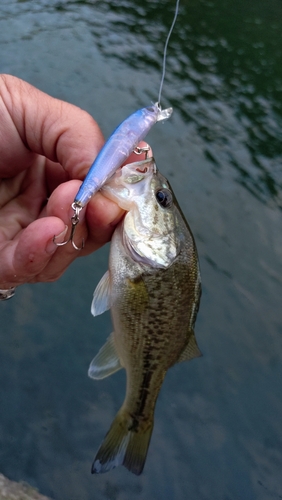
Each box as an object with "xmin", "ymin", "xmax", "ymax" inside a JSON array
[
  {"xmin": 91, "ymin": 270, "xmax": 112, "ymax": 316},
  {"xmin": 177, "ymin": 330, "xmax": 202, "ymax": 363},
  {"xmin": 88, "ymin": 333, "xmax": 123, "ymax": 380}
]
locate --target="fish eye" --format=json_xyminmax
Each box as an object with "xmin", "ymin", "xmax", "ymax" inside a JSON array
[
  {"xmin": 147, "ymin": 106, "xmax": 155, "ymax": 113},
  {"xmin": 155, "ymin": 188, "xmax": 173, "ymax": 208}
]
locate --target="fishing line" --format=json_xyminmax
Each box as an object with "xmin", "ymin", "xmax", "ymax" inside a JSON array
[{"xmin": 158, "ymin": 0, "xmax": 180, "ymax": 107}]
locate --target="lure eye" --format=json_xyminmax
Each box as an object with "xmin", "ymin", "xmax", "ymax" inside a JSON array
[{"xmin": 155, "ymin": 188, "xmax": 173, "ymax": 208}]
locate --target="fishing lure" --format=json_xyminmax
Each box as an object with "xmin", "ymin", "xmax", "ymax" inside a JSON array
[
  {"xmin": 55, "ymin": 0, "xmax": 180, "ymax": 250},
  {"xmin": 74, "ymin": 103, "xmax": 172, "ymax": 209}
]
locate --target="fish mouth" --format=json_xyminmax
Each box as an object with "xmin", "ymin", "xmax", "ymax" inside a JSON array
[
  {"xmin": 122, "ymin": 157, "xmax": 156, "ymax": 181},
  {"xmin": 102, "ymin": 158, "xmax": 156, "ymax": 210}
]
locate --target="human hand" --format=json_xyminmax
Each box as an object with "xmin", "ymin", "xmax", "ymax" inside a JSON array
[{"xmin": 0, "ymin": 74, "xmax": 146, "ymax": 290}]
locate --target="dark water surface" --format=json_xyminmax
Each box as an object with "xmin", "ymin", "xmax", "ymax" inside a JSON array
[{"xmin": 1, "ymin": 0, "xmax": 282, "ymax": 499}]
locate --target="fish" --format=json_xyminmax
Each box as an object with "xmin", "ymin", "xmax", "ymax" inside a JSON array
[
  {"xmin": 74, "ymin": 103, "xmax": 172, "ymax": 208},
  {"xmin": 88, "ymin": 157, "xmax": 202, "ymax": 475}
]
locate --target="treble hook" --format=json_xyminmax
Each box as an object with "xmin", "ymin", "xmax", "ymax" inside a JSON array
[{"xmin": 53, "ymin": 202, "xmax": 84, "ymax": 251}]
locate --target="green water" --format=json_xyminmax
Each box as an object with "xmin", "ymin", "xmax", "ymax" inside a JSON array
[{"xmin": 0, "ymin": 1, "xmax": 282, "ymax": 499}]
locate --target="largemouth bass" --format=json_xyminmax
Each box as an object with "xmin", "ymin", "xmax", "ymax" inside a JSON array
[{"xmin": 89, "ymin": 157, "xmax": 201, "ymax": 475}]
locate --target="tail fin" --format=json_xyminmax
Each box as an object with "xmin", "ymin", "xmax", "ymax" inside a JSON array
[{"xmin": 91, "ymin": 409, "xmax": 153, "ymax": 476}]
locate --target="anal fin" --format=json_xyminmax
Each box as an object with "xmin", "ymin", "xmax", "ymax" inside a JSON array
[{"xmin": 88, "ymin": 333, "xmax": 123, "ymax": 379}]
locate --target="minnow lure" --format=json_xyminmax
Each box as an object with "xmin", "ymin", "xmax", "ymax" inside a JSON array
[
  {"xmin": 74, "ymin": 103, "xmax": 172, "ymax": 209},
  {"xmin": 55, "ymin": 0, "xmax": 180, "ymax": 250}
]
